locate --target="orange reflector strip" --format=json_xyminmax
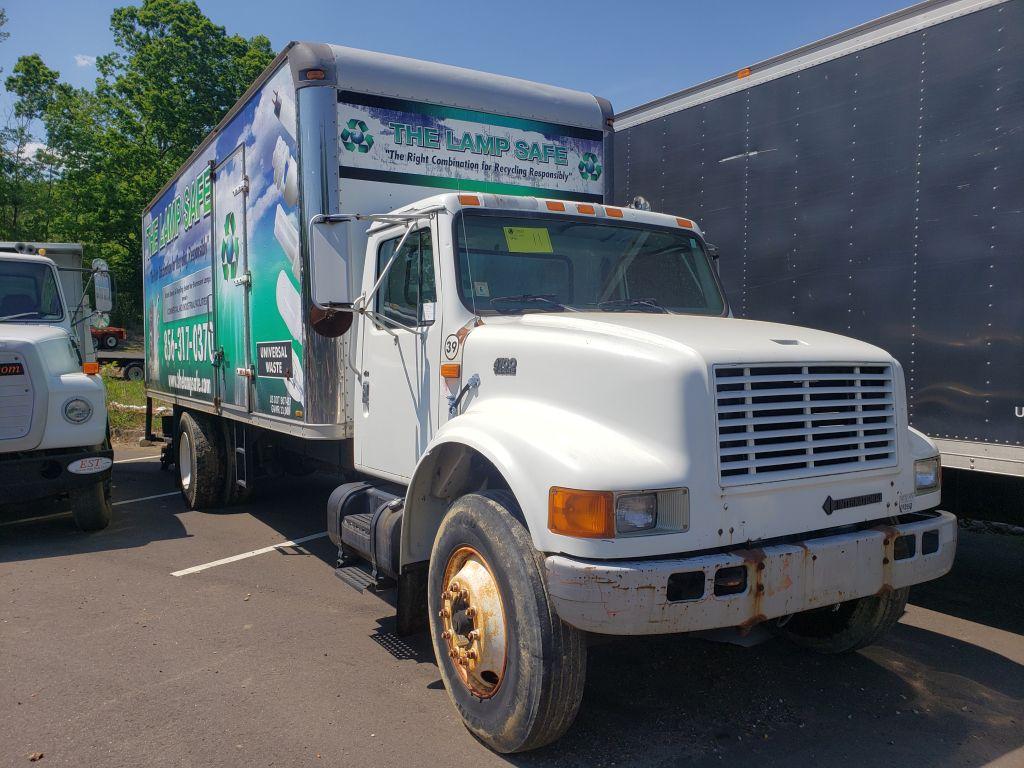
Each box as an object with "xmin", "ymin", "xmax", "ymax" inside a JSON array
[
  {"xmin": 737, "ymin": 67, "xmax": 752, "ymax": 79},
  {"xmin": 458, "ymin": 194, "xmax": 481, "ymax": 206},
  {"xmin": 548, "ymin": 487, "xmax": 615, "ymax": 538},
  {"xmin": 576, "ymin": 204, "xmax": 595, "ymax": 215},
  {"xmin": 605, "ymin": 207, "xmax": 623, "ymax": 218},
  {"xmin": 545, "ymin": 201, "xmax": 566, "ymax": 212},
  {"xmin": 676, "ymin": 217, "xmax": 695, "ymax": 229},
  {"xmin": 82, "ymin": 362, "xmax": 100, "ymax": 375},
  {"xmin": 440, "ymin": 363, "xmax": 461, "ymax": 379}
]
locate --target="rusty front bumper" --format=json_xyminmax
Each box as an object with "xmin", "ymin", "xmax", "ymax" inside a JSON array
[{"xmin": 545, "ymin": 510, "xmax": 957, "ymax": 636}]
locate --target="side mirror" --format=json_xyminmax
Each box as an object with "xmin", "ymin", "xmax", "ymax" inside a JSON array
[
  {"xmin": 705, "ymin": 243, "xmax": 720, "ymax": 275},
  {"xmin": 308, "ymin": 214, "xmax": 353, "ymax": 310},
  {"xmin": 92, "ymin": 259, "xmax": 114, "ymax": 313}
]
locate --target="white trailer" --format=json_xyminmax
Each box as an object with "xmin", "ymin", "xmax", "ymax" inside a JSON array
[{"xmin": 143, "ymin": 44, "xmax": 955, "ymax": 752}]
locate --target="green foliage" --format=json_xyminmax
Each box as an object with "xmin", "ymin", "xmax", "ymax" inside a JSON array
[{"xmin": 0, "ymin": 0, "xmax": 274, "ymax": 327}]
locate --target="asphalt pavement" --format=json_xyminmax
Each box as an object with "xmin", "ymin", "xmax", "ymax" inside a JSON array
[{"xmin": 1, "ymin": 445, "xmax": 1021, "ymax": 767}]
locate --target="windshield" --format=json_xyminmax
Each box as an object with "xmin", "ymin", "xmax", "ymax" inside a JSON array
[
  {"xmin": 453, "ymin": 211, "xmax": 726, "ymax": 316},
  {"xmin": 0, "ymin": 261, "xmax": 64, "ymax": 322}
]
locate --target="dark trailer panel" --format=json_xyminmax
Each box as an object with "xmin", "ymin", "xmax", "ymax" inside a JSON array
[{"xmin": 613, "ymin": 0, "xmax": 1023, "ymax": 477}]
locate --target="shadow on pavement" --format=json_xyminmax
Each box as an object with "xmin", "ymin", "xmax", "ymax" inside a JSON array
[{"xmin": 501, "ymin": 624, "xmax": 1023, "ymax": 768}]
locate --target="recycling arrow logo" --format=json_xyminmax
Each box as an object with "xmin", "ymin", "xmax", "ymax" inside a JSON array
[
  {"xmin": 221, "ymin": 211, "xmax": 240, "ymax": 280},
  {"xmin": 578, "ymin": 152, "xmax": 602, "ymax": 181},
  {"xmin": 341, "ymin": 118, "xmax": 374, "ymax": 153}
]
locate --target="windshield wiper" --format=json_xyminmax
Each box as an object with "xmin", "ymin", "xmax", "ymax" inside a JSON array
[
  {"xmin": 598, "ymin": 297, "xmax": 673, "ymax": 314},
  {"xmin": 488, "ymin": 294, "xmax": 576, "ymax": 313},
  {"xmin": 0, "ymin": 312, "xmax": 44, "ymax": 322}
]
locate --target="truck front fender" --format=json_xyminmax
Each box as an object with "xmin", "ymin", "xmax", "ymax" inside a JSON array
[{"xmin": 401, "ymin": 397, "xmax": 684, "ymax": 567}]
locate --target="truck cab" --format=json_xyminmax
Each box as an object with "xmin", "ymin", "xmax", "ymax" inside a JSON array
[
  {"xmin": 0, "ymin": 245, "xmax": 115, "ymax": 530},
  {"xmin": 312, "ymin": 191, "xmax": 954, "ymax": 751}
]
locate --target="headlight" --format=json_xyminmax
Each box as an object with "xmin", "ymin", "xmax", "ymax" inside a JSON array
[
  {"xmin": 914, "ymin": 456, "xmax": 941, "ymax": 494},
  {"xmin": 615, "ymin": 493, "xmax": 657, "ymax": 533},
  {"xmin": 63, "ymin": 397, "xmax": 93, "ymax": 424}
]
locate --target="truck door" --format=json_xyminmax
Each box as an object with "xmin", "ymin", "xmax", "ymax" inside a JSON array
[
  {"xmin": 356, "ymin": 225, "xmax": 442, "ymax": 480},
  {"xmin": 212, "ymin": 145, "xmax": 251, "ymax": 411}
]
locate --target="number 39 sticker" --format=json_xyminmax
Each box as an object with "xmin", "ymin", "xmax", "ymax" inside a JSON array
[{"xmin": 444, "ymin": 334, "xmax": 460, "ymax": 360}]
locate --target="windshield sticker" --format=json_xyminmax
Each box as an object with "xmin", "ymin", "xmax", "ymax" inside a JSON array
[
  {"xmin": 473, "ymin": 281, "xmax": 490, "ymax": 297},
  {"xmin": 503, "ymin": 227, "xmax": 553, "ymax": 254}
]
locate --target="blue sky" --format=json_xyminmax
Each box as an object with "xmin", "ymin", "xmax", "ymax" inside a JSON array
[{"xmin": 2, "ymin": 0, "xmax": 913, "ymax": 122}]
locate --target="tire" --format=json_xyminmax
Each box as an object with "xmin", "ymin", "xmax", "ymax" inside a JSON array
[
  {"xmin": 103, "ymin": 333, "xmax": 118, "ymax": 349},
  {"xmin": 124, "ymin": 362, "xmax": 144, "ymax": 382},
  {"xmin": 177, "ymin": 411, "xmax": 225, "ymax": 510},
  {"xmin": 71, "ymin": 480, "xmax": 112, "ymax": 531},
  {"xmin": 777, "ymin": 587, "xmax": 910, "ymax": 654},
  {"xmin": 428, "ymin": 491, "xmax": 587, "ymax": 753}
]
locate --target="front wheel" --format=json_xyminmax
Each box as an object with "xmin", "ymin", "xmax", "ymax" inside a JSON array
[
  {"xmin": 428, "ymin": 491, "xmax": 587, "ymax": 753},
  {"xmin": 71, "ymin": 480, "xmax": 112, "ymax": 531},
  {"xmin": 777, "ymin": 587, "xmax": 910, "ymax": 654}
]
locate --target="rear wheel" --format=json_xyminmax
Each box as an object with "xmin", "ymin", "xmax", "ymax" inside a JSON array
[
  {"xmin": 777, "ymin": 588, "xmax": 910, "ymax": 654},
  {"xmin": 71, "ymin": 480, "xmax": 111, "ymax": 531},
  {"xmin": 123, "ymin": 362, "xmax": 144, "ymax": 381},
  {"xmin": 177, "ymin": 411, "xmax": 224, "ymax": 510},
  {"xmin": 102, "ymin": 333, "xmax": 118, "ymax": 349},
  {"xmin": 428, "ymin": 491, "xmax": 587, "ymax": 753}
]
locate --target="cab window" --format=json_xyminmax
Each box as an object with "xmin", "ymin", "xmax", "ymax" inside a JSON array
[{"xmin": 376, "ymin": 229, "xmax": 435, "ymax": 326}]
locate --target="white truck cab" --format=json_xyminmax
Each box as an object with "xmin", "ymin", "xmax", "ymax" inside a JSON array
[{"xmin": 0, "ymin": 245, "xmax": 115, "ymax": 530}]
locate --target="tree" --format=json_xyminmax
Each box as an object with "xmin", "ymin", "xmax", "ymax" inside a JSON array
[{"xmin": 1, "ymin": 0, "xmax": 273, "ymax": 325}]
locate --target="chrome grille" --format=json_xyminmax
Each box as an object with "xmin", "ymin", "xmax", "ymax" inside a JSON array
[{"xmin": 715, "ymin": 363, "xmax": 897, "ymax": 486}]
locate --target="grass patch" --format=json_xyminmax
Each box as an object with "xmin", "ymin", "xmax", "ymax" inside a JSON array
[{"xmin": 101, "ymin": 364, "xmax": 159, "ymax": 443}]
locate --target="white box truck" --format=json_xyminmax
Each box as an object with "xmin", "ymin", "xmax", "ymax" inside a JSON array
[
  {"xmin": 1, "ymin": 242, "xmax": 115, "ymax": 530},
  {"xmin": 142, "ymin": 44, "xmax": 956, "ymax": 752}
]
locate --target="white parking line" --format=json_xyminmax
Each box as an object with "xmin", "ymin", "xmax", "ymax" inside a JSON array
[
  {"xmin": 171, "ymin": 531, "xmax": 329, "ymax": 577},
  {"xmin": 114, "ymin": 454, "xmax": 161, "ymax": 464},
  {"xmin": 112, "ymin": 491, "xmax": 180, "ymax": 506}
]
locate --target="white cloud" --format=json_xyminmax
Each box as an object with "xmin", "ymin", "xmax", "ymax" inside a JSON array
[
  {"xmin": 74, "ymin": 54, "xmax": 96, "ymax": 68},
  {"xmin": 19, "ymin": 141, "xmax": 46, "ymax": 161}
]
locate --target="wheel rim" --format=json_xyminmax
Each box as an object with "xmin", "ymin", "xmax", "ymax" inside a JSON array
[
  {"xmin": 439, "ymin": 546, "xmax": 508, "ymax": 698},
  {"xmin": 104, "ymin": 335, "xmax": 117, "ymax": 348},
  {"xmin": 127, "ymin": 366, "xmax": 143, "ymax": 381},
  {"xmin": 178, "ymin": 432, "xmax": 193, "ymax": 491}
]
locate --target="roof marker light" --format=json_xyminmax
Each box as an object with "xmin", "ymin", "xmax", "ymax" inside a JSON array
[
  {"xmin": 676, "ymin": 217, "xmax": 695, "ymax": 229},
  {"xmin": 576, "ymin": 204, "xmax": 595, "ymax": 215},
  {"xmin": 605, "ymin": 207, "xmax": 623, "ymax": 218},
  {"xmin": 737, "ymin": 67, "xmax": 752, "ymax": 79},
  {"xmin": 545, "ymin": 201, "xmax": 566, "ymax": 212},
  {"xmin": 458, "ymin": 194, "xmax": 481, "ymax": 206}
]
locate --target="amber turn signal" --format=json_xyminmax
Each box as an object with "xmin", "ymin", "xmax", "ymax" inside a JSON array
[
  {"xmin": 82, "ymin": 362, "xmax": 100, "ymax": 375},
  {"xmin": 440, "ymin": 363, "xmax": 461, "ymax": 379},
  {"xmin": 548, "ymin": 487, "xmax": 615, "ymax": 538}
]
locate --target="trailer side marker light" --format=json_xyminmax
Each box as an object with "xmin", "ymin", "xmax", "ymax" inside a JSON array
[
  {"xmin": 737, "ymin": 67, "xmax": 752, "ymax": 79},
  {"xmin": 676, "ymin": 217, "xmax": 694, "ymax": 229},
  {"xmin": 605, "ymin": 207, "xmax": 623, "ymax": 218},
  {"xmin": 303, "ymin": 68, "xmax": 326, "ymax": 81},
  {"xmin": 440, "ymin": 363, "xmax": 461, "ymax": 379},
  {"xmin": 576, "ymin": 204, "xmax": 595, "ymax": 215},
  {"xmin": 545, "ymin": 201, "xmax": 566, "ymax": 212},
  {"xmin": 548, "ymin": 487, "xmax": 615, "ymax": 538},
  {"xmin": 458, "ymin": 194, "xmax": 481, "ymax": 206},
  {"xmin": 82, "ymin": 362, "xmax": 100, "ymax": 375}
]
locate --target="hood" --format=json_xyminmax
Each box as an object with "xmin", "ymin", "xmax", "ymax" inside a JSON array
[
  {"xmin": 482, "ymin": 312, "xmax": 892, "ymax": 366},
  {"xmin": 0, "ymin": 323, "xmax": 71, "ymax": 345}
]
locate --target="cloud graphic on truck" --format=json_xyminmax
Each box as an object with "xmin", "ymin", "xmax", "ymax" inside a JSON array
[{"xmin": 341, "ymin": 118, "xmax": 374, "ymax": 153}]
